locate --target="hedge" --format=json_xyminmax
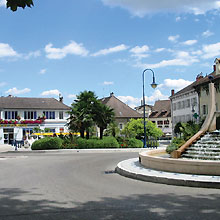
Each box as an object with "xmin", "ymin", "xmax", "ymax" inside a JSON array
[{"xmin": 31, "ymin": 137, "xmax": 63, "ymax": 150}]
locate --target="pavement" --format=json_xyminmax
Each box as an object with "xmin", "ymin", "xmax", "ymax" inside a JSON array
[
  {"xmin": 1, "ymin": 143, "xmax": 220, "ymax": 189},
  {"xmin": 116, "ymin": 155, "xmax": 220, "ymax": 189}
]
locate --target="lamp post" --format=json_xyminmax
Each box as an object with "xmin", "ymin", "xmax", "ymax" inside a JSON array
[{"xmin": 143, "ymin": 69, "xmax": 157, "ymax": 148}]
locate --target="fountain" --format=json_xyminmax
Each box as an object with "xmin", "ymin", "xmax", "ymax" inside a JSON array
[{"xmin": 139, "ymin": 82, "xmax": 220, "ymax": 176}]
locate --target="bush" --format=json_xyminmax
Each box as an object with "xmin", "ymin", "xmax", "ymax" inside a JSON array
[
  {"xmin": 127, "ymin": 138, "xmax": 143, "ymax": 148},
  {"xmin": 166, "ymin": 137, "xmax": 185, "ymax": 154},
  {"xmin": 31, "ymin": 137, "xmax": 63, "ymax": 150}
]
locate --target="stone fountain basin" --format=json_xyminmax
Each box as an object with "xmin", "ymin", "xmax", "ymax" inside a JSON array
[{"xmin": 139, "ymin": 149, "xmax": 220, "ymax": 176}]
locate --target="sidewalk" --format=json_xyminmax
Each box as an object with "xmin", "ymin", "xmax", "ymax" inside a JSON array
[
  {"xmin": 116, "ymin": 157, "xmax": 220, "ymax": 189},
  {"xmin": 0, "ymin": 144, "xmax": 31, "ymax": 153}
]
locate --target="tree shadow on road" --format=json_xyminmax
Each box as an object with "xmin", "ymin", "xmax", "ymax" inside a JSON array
[{"xmin": 0, "ymin": 188, "xmax": 219, "ymax": 220}]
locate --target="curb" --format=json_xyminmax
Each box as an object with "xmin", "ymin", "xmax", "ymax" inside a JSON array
[{"xmin": 116, "ymin": 158, "xmax": 220, "ymax": 189}]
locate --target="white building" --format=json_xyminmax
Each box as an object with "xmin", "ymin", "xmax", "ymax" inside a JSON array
[
  {"xmin": 0, "ymin": 96, "xmax": 70, "ymax": 145},
  {"xmin": 170, "ymin": 76, "xmax": 201, "ymax": 134}
]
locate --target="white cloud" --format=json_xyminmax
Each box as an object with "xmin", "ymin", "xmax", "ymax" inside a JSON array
[
  {"xmin": 182, "ymin": 40, "xmax": 197, "ymax": 46},
  {"xmin": 145, "ymin": 90, "xmax": 169, "ymax": 103},
  {"xmin": 130, "ymin": 45, "xmax": 149, "ymax": 54},
  {"xmin": 45, "ymin": 41, "xmax": 89, "ymax": 59},
  {"xmin": 0, "ymin": 82, "xmax": 6, "ymax": 87},
  {"xmin": 39, "ymin": 69, "xmax": 47, "ymax": 74},
  {"xmin": 158, "ymin": 79, "xmax": 193, "ymax": 91},
  {"xmin": 0, "ymin": 0, "xmax": 6, "ymax": 7},
  {"xmin": 117, "ymin": 96, "xmax": 141, "ymax": 109},
  {"xmin": 41, "ymin": 89, "xmax": 60, "ymax": 96},
  {"xmin": 103, "ymin": 81, "xmax": 114, "ymax": 85},
  {"xmin": 91, "ymin": 44, "xmax": 128, "ymax": 57},
  {"xmin": 24, "ymin": 50, "xmax": 41, "ymax": 59},
  {"xmin": 176, "ymin": 16, "xmax": 181, "ymax": 22},
  {"xmin": 67, "ymin": 94, "xmax": 76, "ymax": 99},
  {"xmin": 154, "ymin": 48, "xmax": 165, "ymax": 53},
  {"xmin": 168, "ymin": 35, "xmax": 179, "ymax": 43},
  {"xmin": 136, "ymin": 50, "xmax": 199, "ymax": 69},
  {"xmin": 202, "ymin": 30, "xmax": 214, "ymax": 37},
  {"xmin": 202, "ymin": 42, "xmax": 220, "ymax": 59},
  {"xmin": 0, "ymin": 43, "xmax": 19, "ymax": 58},
  {"xmin": 5, "ymin": 87, "xmax": 31, "ymax": 95},
  {"xmin": 102, "ymin": 0, "xmax": 220, "ymax": 17}
]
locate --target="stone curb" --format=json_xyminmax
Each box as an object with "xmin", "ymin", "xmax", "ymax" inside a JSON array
[{"xmin": 116, "ymin": 158, "xmax": 220, "ymax": 189}]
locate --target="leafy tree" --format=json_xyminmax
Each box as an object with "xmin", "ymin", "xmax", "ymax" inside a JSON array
[
  {"xmin": 122, "ymin": 118, "xmax": 163, "ymax": 139},
  {"xmin": 6, "ymin": 0, "xmax": 34, "ymax": 11},
  {"xmin": 67, "ymin": 91, "xmax": 98, "ymax": 139},
  {"xmin": 104, "ymin": 122, "xmax": 120, "ymax": 137},
  {"xmin": 94, "ymin": 103, "xmax": 115, "ymax": 139}
]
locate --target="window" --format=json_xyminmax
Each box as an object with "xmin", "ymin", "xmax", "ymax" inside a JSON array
[
  {"xmin": 182, "ymin": 101, "xmax": 185, "ymax": 109},
  {"xmin": 157, "ymin": 121, "xmax": 163, "ymax": 125},
  {"xmin": 186, "ymin": 99, "xmax": 190, "ymax": 108},
  {"xmin": 119, "ymin": 123, "xmax": 123, "ymax": 130},
  {"xmin": 164, "ymin": 120, "xmax": 169, "ymax": 125},
  {"xmin": 24, "ymin": 111, "xmax": 37, "ymax": 119},
  {"xmin": 203, "ymin": 105, "xmax": 208, "ymax": 115},
  {"xmin": 59, "ymin": 111, "xmax": 63, "ymax": 119},
  {"xmin": 4, "ymin": 111, "xmax": 18, "ymax": 119},
  {"xmin": 43, "ymin": 111, "xmax": 55, "ymax": 119},
  {"xmin": 177, "ymin": 102, "xmax": 181, "ymax": 110},
  {"xmin": 173, "ymin": 103, "xmax": 176, "ymax": 111}
]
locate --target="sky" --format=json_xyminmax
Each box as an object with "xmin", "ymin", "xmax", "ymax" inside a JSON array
[{"xmin": 0, "ymin": 0, "xmax": 220, "ymax": 108}]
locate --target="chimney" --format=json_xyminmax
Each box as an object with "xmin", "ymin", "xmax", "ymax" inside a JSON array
[
  {"xmin": 171, "ymin": 89, "xmax": 175, "ymax": 96},
  {"xmin": 215, "ymin": 58, "xmax": 220, "ymax": 75},
  {"xmin": 59, "ymin": 94, "xmax": 63, "ymax": 103},
  {"xmin": 196, "ymin": 72, "xmax": 203, "ymax": 81}
]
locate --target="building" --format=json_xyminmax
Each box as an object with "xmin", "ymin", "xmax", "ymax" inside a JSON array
[
  {"xmin": 170, "ymin": 78, "xmax": 200, "ymax": 133},
  {"xmin": 0, "ymin": 96, "xmax": 70, "ymax": 144},
  {"xmin": 134, "ymin": 104, "xmax": 153, "ymax": 117},
  {"xmin": 148, "ymin": 100, "xmax": 172, "ymax": 137},
  {"xmin": 101, "ymin": 93, "xmax": 142, "ymax": 130}
]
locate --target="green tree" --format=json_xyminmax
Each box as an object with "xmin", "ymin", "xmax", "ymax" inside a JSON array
[
  {"xmin": 94, "ymin": 103, "xmax": 115, "ymax": 139},
  {"xmin": 104, "ymin": 122, "xmax": 120, "ymax": 137},
  {"xmin": 67, "ymin": 91, "xmax": 98, "ymax": 139},
  {"xmin": 6, "ymin": 0, "xmax": 34, "ymax": 11},
  {"xmin": 122, "ymin": 118, "xmax": 163, "ymax": 139}
]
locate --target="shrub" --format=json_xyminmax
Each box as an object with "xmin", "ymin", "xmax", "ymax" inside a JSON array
[
  {"xmin": 127, "ymin": 138, "xmax": 143, "ymax": 148},
  {"xmin": 31, "ymin": 137, "xmax": 63, "ymax": 150},
  {"xmin": 166, "ymin": 137, "xmax": 185, "ymax": 154}
]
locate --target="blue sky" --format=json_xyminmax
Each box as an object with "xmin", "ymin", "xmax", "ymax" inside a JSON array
[{"xmin": 0, "ymin": 0, "xmax": 220, "ymax": 108}]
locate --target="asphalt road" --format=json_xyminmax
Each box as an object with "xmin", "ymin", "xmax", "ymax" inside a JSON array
[{"xmin": 0, "ymin": 151, "xmax": 219, "ymax": 220}]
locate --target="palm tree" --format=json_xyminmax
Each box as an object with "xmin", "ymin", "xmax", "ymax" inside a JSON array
[{"xmin": 95, "ymin": 103, "xmax": 115, "ymax": 139}]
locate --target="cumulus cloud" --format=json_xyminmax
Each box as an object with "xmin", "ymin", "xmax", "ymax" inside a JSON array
[
  {"xmin": 5, "ymin": 87, "xmax": 31, "ymax": 95},
  {"xmin": 0, "ymin": 43, "xmax": 19, "ymax": 58},
  {"xmin": 103, "ymin": 81, "xmax": 114, "ymax": 85},
  {"xmin": 68, "ymin": 94, "xmax": 76, "ymax": 99},
  {"xmin": 130, "ymin": 45, "xmax": 149, "ymax": 59},
  {"xmin": 168, "ymin": 35, "xmax": 180, "ymax": 43},
  {"xmin": 41, "ymin": 89, "xmax": 60, "ymax": 96},
  {"xmin": 135, "ymin": 50, "xmax": 199, "ymax": 69},
  {"xmin": 182, "ymin": 40, "xmax": 197, "ymax": 46},
  {"xmin": 0, "ymin": 0, "xmax": 6, "ymax": 7},
  {"xmin": 154, "ymin": 48, "xmax": 165, "ymax": 53},
  {"xmin": 117, "ymin": 95, "xmax": 141, "ymax": 109},
  {"xmin": 0, "ymin": 82, "xmax": 6, "ymax": 87},
  {"xmin": 39, "ymin": 69, "xmax": 47, "ymax": 74},
  {"xmin": 45, "ymin": 41, "xmax": 89, "ymax": 59},
  {"xmin": 91, "ymin": 44, "xmax": 128, "ymax": 57},
  {"xmin": 202, "ymin": 42, "xmax": 220, "ymax": 59},
  {"xmin": 158, "ymin": 79, "xmax": 193, "ymax": 91},
  {"xmin": 102, "ymin": 0, "xmax": 220, "ymax": 17},
  {"xmin": 202, "ymin": 30, "xmax": 214, "ymax": 37},
  {"xmin": 24, "ymin": 50, "xmax": 41, "ymax": 59},
  {"xmin": 145, "ymin": 90, "xmax": 169, "ymax": 103}
]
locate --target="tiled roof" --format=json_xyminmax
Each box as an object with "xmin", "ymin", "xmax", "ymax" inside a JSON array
[
  {"xmin": 101, "ymin": 94, "xmax": 142, "ymax": 118},
  {"xmin": 0, "ymin": 97, "xmax": 70, "ymax": 110},
  {"xmin": 149, "ymin": 100, "xmax": 171, "ymax": 118}
]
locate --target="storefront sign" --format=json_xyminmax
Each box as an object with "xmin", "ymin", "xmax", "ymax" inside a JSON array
[{"xmin": 0, "ymin": 124, "xmax": 27, "ymax": 127}]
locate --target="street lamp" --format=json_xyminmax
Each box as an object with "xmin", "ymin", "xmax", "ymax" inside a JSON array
[{"xmin": 143, "ymin": 69, "xmax": 157, "ymax": 148}]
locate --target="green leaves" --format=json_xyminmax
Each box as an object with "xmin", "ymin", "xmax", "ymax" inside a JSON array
[{"xmin": 6, "ymin": 0, "xmax": 34, "ymax": 12}]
